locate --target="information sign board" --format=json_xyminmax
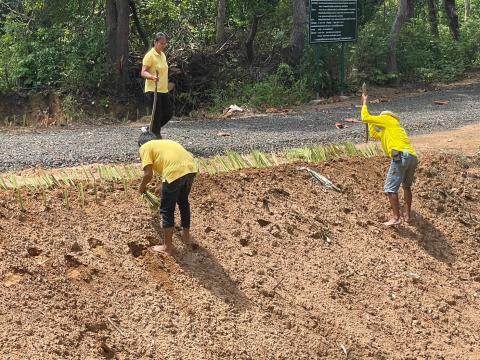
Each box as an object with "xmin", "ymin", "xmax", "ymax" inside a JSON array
[{"xmin": 309, "ymin": 0, "xmax": 358, "ymax": 43}]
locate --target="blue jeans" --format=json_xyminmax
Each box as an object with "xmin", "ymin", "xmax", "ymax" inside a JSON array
[
  {"xmin": 384, "ymin": 152, "xmax": 418, "ymax": 193},
  {"xmin": 160, "ymin": 173, "xmax": 196, "ymax": 228}
]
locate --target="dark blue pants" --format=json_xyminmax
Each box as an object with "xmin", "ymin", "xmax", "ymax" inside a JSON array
[{"xmin": 160, "ymin": 173, "xmax": 195, "ymax": 228}]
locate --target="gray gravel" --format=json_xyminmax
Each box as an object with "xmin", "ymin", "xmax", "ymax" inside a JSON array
[{"xmin": 1, "ymin": 84, "xmax": 479, "ymax": 172}]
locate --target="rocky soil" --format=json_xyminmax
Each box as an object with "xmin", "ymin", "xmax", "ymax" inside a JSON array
[{"xmin": 1, "ymin": 152, "xmax": 479, "ymax": 359}]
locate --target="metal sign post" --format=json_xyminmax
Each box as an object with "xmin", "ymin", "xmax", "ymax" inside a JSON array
[
  {"xmin": 340, "ymin": 43, "xmax": 345, "ymax": 96},
  {"xmin": 314, "ymin": 44, "xmax": 321, "ymax": 99}
]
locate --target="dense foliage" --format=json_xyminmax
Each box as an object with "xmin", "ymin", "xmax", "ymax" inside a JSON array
[{"xmin": 0, "ymin": 0, "xmax": 479, "ymax": 118}]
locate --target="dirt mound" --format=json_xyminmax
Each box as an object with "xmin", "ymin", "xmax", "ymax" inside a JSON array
[{"xmin": 1, "ymin": 153, "xmax": 479, "ymax": 359}]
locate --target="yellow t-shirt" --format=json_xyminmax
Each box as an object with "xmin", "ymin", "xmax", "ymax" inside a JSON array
[
  {"xmin": 139, "ymin": 140, "xmax": 197, "ymax": 183},
  {"xmin": 142, "ymin": 48, "xmax": 168, "ymax": 93},
  {"xmin": 361, "ymin": 105, "xmax": 417, "ymax": 157}
]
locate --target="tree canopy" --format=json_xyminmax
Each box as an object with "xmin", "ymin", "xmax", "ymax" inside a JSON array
[{"xmin": 0, "ymin": 0, "xmax": 479, "ymax": 118}]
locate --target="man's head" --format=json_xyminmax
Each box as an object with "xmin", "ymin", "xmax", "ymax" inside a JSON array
[
  {"xmin": 380, "ymin": 111, "xmax": 400, "ymax": 120},
  {"xmin": 138, "ymin": 131, "xmax": 157, "ymax": 148}
]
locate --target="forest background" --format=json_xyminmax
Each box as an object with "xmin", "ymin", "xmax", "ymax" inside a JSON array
[{"xmin": 0, "ymin": 0, "xmax": 479, "ymax": 124}]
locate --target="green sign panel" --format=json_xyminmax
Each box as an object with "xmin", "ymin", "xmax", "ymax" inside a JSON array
[{"xmin": 309, "ymin": 0, "xmax": 358, "ymax": 43}]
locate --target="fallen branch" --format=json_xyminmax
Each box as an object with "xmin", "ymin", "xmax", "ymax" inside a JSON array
[
  {"xmin": 107, "ymin": 317, "xmax": 125, "ymax": 336},
  {"xmin": 298, "ymin": 167, "xmax": 341, "ymax": 192}
]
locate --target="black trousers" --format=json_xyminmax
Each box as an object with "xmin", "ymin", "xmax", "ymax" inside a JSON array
[
  {"xmin": 146, "ymin": 92, "xmax": 173, "ymax": 138},
  {"xmin": 160, "ymin": 173, "xmax": 196, "ymax": 228}
]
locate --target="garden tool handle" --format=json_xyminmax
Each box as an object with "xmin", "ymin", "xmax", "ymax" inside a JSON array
[
  {"xmin": 362, "ymin": 82, "xmax": 369, "ymax": 143},
  {"xmin": 149, "ymin": 71, "xmax": 159, "ymax": 131}
]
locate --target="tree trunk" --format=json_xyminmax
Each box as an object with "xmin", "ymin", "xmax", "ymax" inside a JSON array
[
  {"xmin": 464, "ymin": 0, "xmax": 470, "ymax": 20},
  {"xmin": 215, "ymin": 0, "xmax": 226, "ymax": 45},
  {"xmin": 106, "ymin": 0, "xmax": 130, "ymax": 97},
  {"xmin": 129, "ymin": 0, "xmax": 149, "ymax": 51},
  {"xmin": 387, "ymin": 0, "xmax": 414, "ymax": 77},
  {"xmin": 245, "ymin": 14, "xmax": 262, "ymax": 63},
  {"xmin": 106, "ymin": 0, "xmax": 117, "ymax": 65},
  {"xmin": 427, "ymin": 0, "xmax": 439, "ymax": 37},
  {"xmin": 444, "ymin": 0, "xmax": 460, "ymax": 40},
  {"xmin": 288, "ymin": 0, "xmax": 306, "ymax": 66}
]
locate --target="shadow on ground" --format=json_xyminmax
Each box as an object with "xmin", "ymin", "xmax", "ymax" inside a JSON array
[
  {"xmin": 176, "ymin": 242, "xmax": 251, "ymax": 312},
  {"xmin": 398, "ymin": 210, "xmax": 455, "ymax": 263}
]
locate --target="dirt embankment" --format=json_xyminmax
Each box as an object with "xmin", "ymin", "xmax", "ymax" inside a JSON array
[{"xmin": 1, "ymin": 153, "xmax": 479, "ymax": 359}]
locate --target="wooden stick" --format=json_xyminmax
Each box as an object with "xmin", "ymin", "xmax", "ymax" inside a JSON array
[
  {"xmin": 149, "ymin": 70, "xmax": 159, "ymax": 133},
  {"xmin": 107, "ymin": 317, "xmax": 125, "ymax": 336}
]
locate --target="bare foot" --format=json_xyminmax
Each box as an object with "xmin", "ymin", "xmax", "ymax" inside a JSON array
[
  {"xmin": 181, "ymin": 233, "xmax": 191, "ymax": 244},
  {"xmin": 383, "ymin": 218, "xmax": 402, "ymax": 227},
  {"xmin": 151, "ymin": 245, "xmax": 172, "ymax": 256},
  {"xmin": 181, "ymin": 234, "xmax": 199, "ymax": 250},
  {"xmin": 405, "ymin": 213, "xmax": 414, "ymax": 224}
]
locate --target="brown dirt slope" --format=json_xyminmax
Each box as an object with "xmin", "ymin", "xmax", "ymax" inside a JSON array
[{"xmin": 1, "ymin": 153, "xmax": 479, "ymax": 360}]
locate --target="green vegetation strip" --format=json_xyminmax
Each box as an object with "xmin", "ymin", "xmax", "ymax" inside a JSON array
[
  {"xmin": 0, "ymin": 142, "xmax": 382, "ymax": 210},
  {"xmin": 0, "ymin": 142, "xmax": 381, "ymax": 191}
]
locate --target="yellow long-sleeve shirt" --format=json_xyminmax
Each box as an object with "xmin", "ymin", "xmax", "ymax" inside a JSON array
[{"xmin": 361, "ymin": 105, "xmax": 417, "ymax": 158}]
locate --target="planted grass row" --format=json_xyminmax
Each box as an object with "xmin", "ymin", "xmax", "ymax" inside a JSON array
[
  {"xmin": 0, "ymin": 164, "xmax": 143, "ymax": 211},
  {"xmin": 0, "ymin": 142, "xmax": 382, "ymax": 211},
  {"xmin": 195, "ymin": 141, "xmax": 382, "ymax": 174}
]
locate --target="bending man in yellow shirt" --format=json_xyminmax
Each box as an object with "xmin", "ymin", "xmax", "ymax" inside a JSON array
[
  {"xmin": 138, "ymin": 132, "xmax": 198, "ymax": 255},
  {"xmin": 361, "ymin": 95, "xmax": 419, "ymax": 226}
]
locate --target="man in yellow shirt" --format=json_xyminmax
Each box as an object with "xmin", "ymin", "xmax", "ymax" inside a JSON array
[
  {"xmin": 138, "ymin": 131, "xmax": 198, "ymax": 255},
  {"xmin": 140, "ymin": 32, "xmax": 172, "ymax": 139},
  {"xmin": 361, "ymin": 94, "xmax": 419, "ymax": 226}
]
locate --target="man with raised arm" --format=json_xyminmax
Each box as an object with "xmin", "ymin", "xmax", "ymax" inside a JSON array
[{"xmin": 361, "ymin": 94, "xmax": 419, "ymax": 226}]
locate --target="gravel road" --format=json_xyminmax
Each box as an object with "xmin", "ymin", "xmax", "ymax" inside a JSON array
[{"xmin": 1, "ymin": 83, "xmax": 479, "ymax": 172}]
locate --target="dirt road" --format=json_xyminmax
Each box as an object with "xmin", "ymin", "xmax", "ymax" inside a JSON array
[
  {"xmin": 410, "ymin": 123, "xmax": 479, "ymax": 155},
  {"xmin": 0, "ymin": 82, "xmax": 479, "ymax": 172}
]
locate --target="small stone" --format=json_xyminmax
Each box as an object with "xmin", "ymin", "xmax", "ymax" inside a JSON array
[
  {"xmin": 27, "ymin": 246, "xmax": 42, "ymax": 257},
  {"xmin": 87, "ymin": 237, "xmax": 103, "ymax": 248},
  {"xmin": 270, "ymin": 226, "xmax": 281, "ymax": 238},
  {"xmin": 242, "ymin": 247, "xmax": 257, "ymax": 256},
  {"xmin": 70, "ymin": 242, "xmax": 83, "ymax": 252},
  {"xmin": 446, "ymin": 298, "xmax": 456, "ymax": 306},
  {"xmin": 257, "ymin": 219, "xmax": 271, "ymax": 227},
  {"xmin": 239, "ymin": 237, "xmax": 249, "ymax": 247},
  {"xmin": 406, "ymin": 272, "xmax": 421, "ymax": 283}
]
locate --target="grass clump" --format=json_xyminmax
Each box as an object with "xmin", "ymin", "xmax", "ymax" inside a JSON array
[
  {"xmin": 143, "ymin": 190, "xmax": 160, "ymax": 211},
  {"xmin": 0, "ymin": 176, "xmax": 7, "ymax": 190}
]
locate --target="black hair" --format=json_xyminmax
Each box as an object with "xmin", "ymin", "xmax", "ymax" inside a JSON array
[
  {"xmin": 151, "ymin": 32, "xmax": 168, "ymax": 47},
  {"xmin": 154, "ymin": 32, "xmax": 167, "ymax": 43},
  {"xmin": 138, "ymin": 131, "xmax": 157, "ymax": 148}
]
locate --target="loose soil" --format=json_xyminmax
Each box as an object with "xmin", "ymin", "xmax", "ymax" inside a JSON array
[{"xmin": 1, "ymin": 151, "xmax": 479, "ymax": 359}]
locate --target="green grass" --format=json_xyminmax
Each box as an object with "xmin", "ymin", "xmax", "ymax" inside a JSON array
[{"xmin": 0, "ymin": 176, "xmax": 7, "ymax": 190}]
